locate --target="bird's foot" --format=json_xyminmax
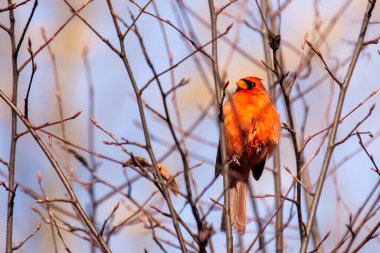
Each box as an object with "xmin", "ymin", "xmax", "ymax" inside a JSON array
[
  {"xmin": 256, "ymin": 145, "xmax": 262, "ymax": 154},
  {"xmin": 232, "ymin": 155, "xmax": 241, "ymax": 166}
]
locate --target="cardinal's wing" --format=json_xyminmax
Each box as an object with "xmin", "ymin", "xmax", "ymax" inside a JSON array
[{"xmin": 251, "ymin": 158, "xmax": 266, "ymax": 180}]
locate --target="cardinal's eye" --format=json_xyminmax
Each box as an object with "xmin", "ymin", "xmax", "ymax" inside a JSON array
[{"xmin": 243, "ymin": 79, "xmax": 256, "ymax": 90}]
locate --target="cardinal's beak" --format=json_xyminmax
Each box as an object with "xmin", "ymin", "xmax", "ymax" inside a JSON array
[{"xmin": 236, "ymin": 79, "xmax": 246, "ymax": 90}]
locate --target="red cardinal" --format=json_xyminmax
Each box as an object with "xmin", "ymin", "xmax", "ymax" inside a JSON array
[{"xmin": 215, "ymin": 76, "xmax": 280, "ymax": 234}]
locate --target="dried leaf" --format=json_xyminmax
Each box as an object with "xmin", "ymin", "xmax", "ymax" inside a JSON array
[
  {"xmin": 157, "ymin": 163, "xmax": 178, "ymax": 197},
  {"xmin": 123, "ymin": 156, "xmax": 150, "ymax": 168},
  {"xmin": 157, "ymin": 163, "xmax": 169, "ymax": 180},
  {"xmin": 124, "ymin": 158, "xmax": 179, "ymax": 196}
]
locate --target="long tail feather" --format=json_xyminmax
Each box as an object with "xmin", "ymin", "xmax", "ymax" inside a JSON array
[{"xmin": 221, "ymin": 180, "xmax": 247, "ymax": 235}]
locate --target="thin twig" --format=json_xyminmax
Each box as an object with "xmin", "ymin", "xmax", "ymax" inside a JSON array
[
  {"xmin": 304, "ymin": 36, "xmax": 342, "ymax": 86},
  {"xmin": 99, "ymin": 202, "xmax": 119, "ymax": 237},
  {"xmin": 14, "ymin": 0, "xmax": 38, "ymax": 55},
  {"xmin": 309, "ymin": 231, "xmax": 331, "ymax": 253},
  {"xmin": 12, "ymin": 223, "xmax": 41, "ymax": 250},
  {"xmin": 357, "ymin": 130, "xmax": 380, "ymax": 176},
  {"xmin": 24, "ymin": 37, "xmax": 37, "ymax": 119},
  {"xmin": 16, "ymin": 111, "xmax": 81, "ymax": 139}
]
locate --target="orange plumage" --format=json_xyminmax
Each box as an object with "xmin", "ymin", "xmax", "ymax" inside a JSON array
[{"xmin": 215, "ymin": 76, "xmax": 280, "ymax": 234}]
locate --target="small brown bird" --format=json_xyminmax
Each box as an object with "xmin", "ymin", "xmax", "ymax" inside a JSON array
[{"xmin": 215, "ymin": 76, "xmax": 280, "ymax": 234}]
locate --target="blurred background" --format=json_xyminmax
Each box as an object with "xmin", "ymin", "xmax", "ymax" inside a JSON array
[{"xmin": 0, "ymin": 0, "xmax": 379, "ymax": 252}]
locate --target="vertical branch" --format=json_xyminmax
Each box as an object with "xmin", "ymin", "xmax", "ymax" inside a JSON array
[
  {"xmin": 208, "ymin": 0, "xmax": 233, "ymax": 252},
  {"xmin": 4, "ymin": 2, "xmax": 39, "ymax": 250},
  {"xmin": 259, "ymin": 0, "xmax": 281, "ymax": 251},
  {"xmin": 300, "ymin": 1, "xmax": 377, "ymax": 252},
  {"xmin": 6, "ymin": 1, "xmax": 19, "ymax": 252}
]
